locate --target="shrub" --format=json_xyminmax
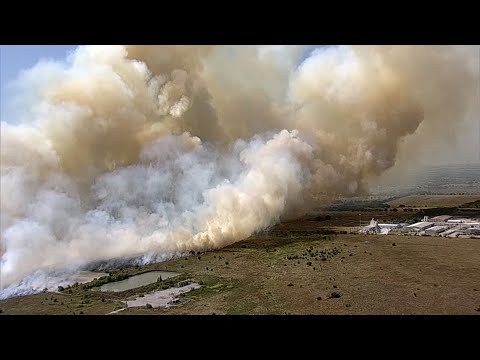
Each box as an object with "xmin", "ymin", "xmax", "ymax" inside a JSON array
[
  {"xmin": 328, "ymin": 292, "xmax": 341, "ymax": 299},
  {"xmin": 57, "ymin": 286, "xmax": 65, "ymax": 292},
  {"xmin": 307, "ymin": 262, "xmax": 312, "ymax": 266},
  {"xmin": 146, "ymin": 304, "xmax": 153, "ymax": 309},
  {"xmin": 317, "ymin": 297, "xmax": 322, "ymax": 301},
  {"xmin": 287, "ymin": 283, "xmax": 294, "ymax": 287}
]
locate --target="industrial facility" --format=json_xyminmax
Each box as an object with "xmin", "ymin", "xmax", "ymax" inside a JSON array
[{"xmin": 359, "ymin": 215, "xmax": 480, "ymax": 238}]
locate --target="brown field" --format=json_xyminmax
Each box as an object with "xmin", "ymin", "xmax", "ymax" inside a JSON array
[
  {"xmin": 387, "ymin": 194, "xmax": 480, "ymax": 208},
  {"xmin": 1, "ymin": 220, "xmax": 479, "ymax": 315}
]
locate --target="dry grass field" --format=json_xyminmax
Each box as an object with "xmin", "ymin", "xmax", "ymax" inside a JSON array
[
  {"xmin": 2, "ymin": 220, "xmax": 479, "ymax": 315},
  {"xmin": 387, "ymin": 194, "xmax": 480, "ymax": 209}
]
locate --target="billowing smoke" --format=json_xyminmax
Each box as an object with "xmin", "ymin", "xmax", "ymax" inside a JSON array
[{"xmin": 1, "ymin": 45, "xmax": 478, "ymax": 297}]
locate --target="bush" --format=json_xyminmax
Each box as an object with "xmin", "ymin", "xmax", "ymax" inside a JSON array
[
  {"xmin": 287, "ymin": 283, "xmax": 294, "ymax": 287},
  {"xmin": 307, "ymin": 262, "xmax": 312, "ymax": 266},
  {"xmin": 328, "ymin": 292, "xmax": 342, "ymax": 299},
  {"xmin": 57, "ymin": 286, "xmax": 65, "ymax": 292},
  {"xmin": 146, "ymin": 304, "xmax": 153, "ymax": 309}
]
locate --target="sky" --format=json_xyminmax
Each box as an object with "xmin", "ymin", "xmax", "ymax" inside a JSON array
[
  {"xmin": 0, "ymin": 45, "xmax": 78, "ymax": 120},
  {"xmin": 1, "ymin": 45, "xmax": 478, "ymax": 165}
]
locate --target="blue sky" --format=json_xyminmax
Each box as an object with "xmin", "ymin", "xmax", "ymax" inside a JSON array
[{"xmin": 0, "ymin": 45, "xmax": 78, "ymax": 121}]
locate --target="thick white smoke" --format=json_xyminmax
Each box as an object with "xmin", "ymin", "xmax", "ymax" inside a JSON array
[{"xmin": 1, "ymin": 45, "xmax": 478, "ymax": 297}]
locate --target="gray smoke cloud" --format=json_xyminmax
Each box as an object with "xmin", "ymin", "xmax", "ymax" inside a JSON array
[{"xmin": 1, "ymin": 45, "xmax": 478, "ymax": 298}]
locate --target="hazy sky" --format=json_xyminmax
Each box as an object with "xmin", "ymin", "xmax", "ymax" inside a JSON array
[
  {"xmin": 1, "ymin": 45, "xmax": 478, "ymax": 165},
  {"xmin": 0, "ymin": 45, "xmax": 78, "ymax": 120}
]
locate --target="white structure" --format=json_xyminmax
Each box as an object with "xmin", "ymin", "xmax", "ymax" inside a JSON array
[
  {"xmin": 358, "ymin": 214, "xmax": 480, "ymax": 237},
  {"xmin": 447, "ymin": 219, "xmax": 471, "ymax": 224},
  {"xmin": 360, "ymin": 218, "xmax": 380, "ymax": 234},
  {"xmin": 425, "ymin": 226, "xmax": 448, "ymax": 235},
  {"xmin": 466, "ymin": 228, "xmax": 480, "ymax": 235},
  {"xmin": 360, "ymin": 219, "xmax": 402, "ymax": 234},
  {"xmin": 431, "ymin": 215, "xmax": 453, "ymax": 222},
  {"xmin": 407, "ymin": 222, "xmax": 434, "ymax": 232}
]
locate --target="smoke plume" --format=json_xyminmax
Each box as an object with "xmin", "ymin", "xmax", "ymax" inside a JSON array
[{"xmin": 1, "ymin": 45, "xmax": 478, "ymax": 297}]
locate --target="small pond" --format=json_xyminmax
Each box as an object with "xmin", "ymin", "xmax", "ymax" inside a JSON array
[{"xmin": 94, "ymin": 271, "xmax": 180, "ymax": 292}]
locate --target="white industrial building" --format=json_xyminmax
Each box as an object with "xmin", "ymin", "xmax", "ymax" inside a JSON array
[
  {"xmin": 358, "ymin": 215, "xmax": 480, "ymax": 238},
  {"xmin": 430, "ymin": 215, "xmax": 453, "ymax": 223},
  {"xmin": 407, "ymin": 222, "xmax": 434, "ymax": 232},
  {"xmin": 466, "ymin": 228, "xmax": 480, "ymax": 235},
  {"xmin": 360, "ymin": 219, "xmax": 402, "ymax": 234},
  {"xmin": 425, "ymin": 226, "xmax": 448, "ymax": 236}
]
